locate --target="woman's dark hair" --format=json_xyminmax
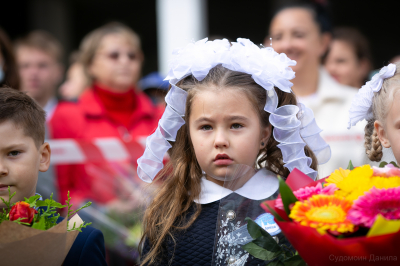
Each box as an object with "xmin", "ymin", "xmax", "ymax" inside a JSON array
[
  {"xmin": 0, "ymin": 27, "xmax": 20, "ymax": 90},
  {"xmin": 272, "ymin": 1, "xmax": 332, "ymax": 33},
  {"xmin": 331, "ymin": 27, "xmax": 372, "ymax": 63}
]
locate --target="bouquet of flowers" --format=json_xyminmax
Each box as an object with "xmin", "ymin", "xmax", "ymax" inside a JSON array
[
  {"xmin": 256, "ymin": 162, "xmax": 400, "ymax": 266},
  {"xmin": 0, "ymin": 188, "xmax": 91, "ymax": 266}
]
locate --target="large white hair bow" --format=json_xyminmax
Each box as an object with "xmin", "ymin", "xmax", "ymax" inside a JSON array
[
  {"xmin": 348, "ymin": 63, "xmax": 396, "ymax": 129},
  {"xmin": 137, "ymin": 38, "xmax": 331, "ymax": 182}
]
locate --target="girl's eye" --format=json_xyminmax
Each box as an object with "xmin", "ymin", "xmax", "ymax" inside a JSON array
[
  {"xmin": 231, "ymin": 123, "xmax": 243, "ymax": 129},
  {"xmin": 8, "ymin": 151, "xmax": 21, "ymax": 157},
  {"xmin": 201, "ymin": 125, "xmax": 213, "ymax": 131}
]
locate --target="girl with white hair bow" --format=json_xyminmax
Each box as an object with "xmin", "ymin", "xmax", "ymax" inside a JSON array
[{"xmin": 138, "ymin": 38, "xmax": 330, "ymax": 265}]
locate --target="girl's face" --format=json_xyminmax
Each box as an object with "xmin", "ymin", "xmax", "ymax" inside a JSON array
[
  {"xmin": 268, "ymin": 8, "xmax": 329, "ymax": 74},
  {"xmin": 89, "ymin": 33, "xmax": 143, "ymax": 92},
  {"xmin": 189, "ymin": 87, "xmax": 271, "ymax": 185},
  {"xmin": 375, "ymin": 90, "xmax": 400, "ymax": 163},
  {"xmin": 325, "ymin": 40, "xmax": 368, "ymax": 88}
]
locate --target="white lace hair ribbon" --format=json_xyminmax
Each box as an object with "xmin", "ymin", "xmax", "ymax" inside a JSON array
[
  {"xmin": 348, "ymin": 63, "xmax": 396, "ymax": 129},
  {"xmin": 137, "ymin": 38, "xmax": 331, "ymax": 182}
]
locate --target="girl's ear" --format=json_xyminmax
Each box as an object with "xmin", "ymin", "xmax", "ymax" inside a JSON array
[
  {"xmin": 39, "ymin": 142, "xmax": 51, "ymax": 172},
  {"xmin": 260, "ymin": 124, "xmax": 272, "ymax": 149},
  {"xmin": 374, "ymin": 120, "xmax": 391, "ymax": 148}
]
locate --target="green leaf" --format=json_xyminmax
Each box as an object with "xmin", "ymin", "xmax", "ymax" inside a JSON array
[
  {"xmin": 36, "ymin": 199, "xmax": 65, "ymax": 208},
  {"xmin": 390, "ymin": 161, "xmax": 399, "ymax": 168},
  {"xmin": 242, "ymin": 242, "xmax": 277, "ymax": 261},
  {"xmin": 11, "ymin": 217, "xmax": 31, "ymax": 226},
  {"xmin": 24, "ymin": 195, "xmax": 41, "ymax": 208},
  {"xmin": 264, "ymin": 204, "xmax": 285, "ymax": 222},
  {"xmin": 31, "ymin": 216, "xmax": 47, "ymax": 230},
  {"xmin": 347, "ymin": 160, "xmax": 354, "ymax": 170},
  {"xmin": 379, "ymin": 161, "xmax": 388, "ymax": 168},
  {"xmin": 282, "ymin": 255, "xmax": 306, "ymax": 266},
  {"xmin": 245, "ymin": 218, "xmax": 281, "ymax": 253},
  {"xmin": 246, "ymin": 217, "xmax": 264, "ymax": 239},
  {"xmin": 253, "ymin": 236, "xmax": 281, "ymax": 252},
  {"xmin": 278, "ymin": 176, "xmax": 298, "ymax": 216}
]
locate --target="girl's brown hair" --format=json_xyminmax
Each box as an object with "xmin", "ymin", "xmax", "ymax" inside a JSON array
[
  {"xmin": 139, "ymin": 65, "xmax": 318, "ymax": 265},
  {"xmin": 364, "ymin": 62, "xmax": 400, "ymax": 161},
  {"xmin": 0, "ymin": 27, "xmax": 20, "ymax": 90}
]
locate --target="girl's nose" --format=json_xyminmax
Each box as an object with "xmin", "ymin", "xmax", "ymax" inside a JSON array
[{"xmin": 214, "ymin": 130, "xmax": 229, "ymax": 149}]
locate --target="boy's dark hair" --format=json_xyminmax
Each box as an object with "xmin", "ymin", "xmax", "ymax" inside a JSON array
[{"xmin": 0, "ymin": 86, "xmax": 46, "ymax": 147}]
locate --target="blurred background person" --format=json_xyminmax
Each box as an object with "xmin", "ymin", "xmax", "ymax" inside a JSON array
[
  {"xmin": 266, "ymin": 1, "xmax": 366, "ymax": 177},
  {"xmin": 51, "ymin": 22, "xmax": 162, "ymax": 265},
  {"xmin": 0, "ymin": 27, "xmax": 20, "ymax": 90},
  {"xmin": 324, "ymin": 27, "xmax": 372, "ymax": 88},
  {"xmin": 52, "ymin": 22, "xmax": 161, "ymax": 205},
  {"xmin": 138, "ymin": 71, "xmax": 168, "ymax": 106},
  {"xmin": 14, "ymin": 30, "xmax": 64, "ymax": 200},
  {"xmin": 59, "ymin": 51, "xmax": 89, "ymax": 100}
]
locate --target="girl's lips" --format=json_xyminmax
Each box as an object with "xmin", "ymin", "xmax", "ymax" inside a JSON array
[
  {"xmin": 214, "ymin": 154, "xmax": 233, "ymax": 166},
  {"xmin": 214, "ymin": 159, "xmax": 234, "ymax": 166}
]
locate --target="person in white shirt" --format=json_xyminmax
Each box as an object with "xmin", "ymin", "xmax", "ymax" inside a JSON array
[{"xmin": 266, "ymin": 2, "xmax": 366, "ymax": 177}]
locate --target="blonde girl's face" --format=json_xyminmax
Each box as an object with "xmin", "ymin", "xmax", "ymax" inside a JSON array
[
  {"xmin": 189, "ymin": 87, "xmax": 271, "ymax": 185},
  {"xmin": 89, "ymin": 33, "xmax": 143, "ymax": 92},
  {"xmin": 375, "ymin": 90, "xmax": 400, "ymax": 163},
  {"xmin": 268, "ymin": 8, "xmax": 329, "ymax": 74}
]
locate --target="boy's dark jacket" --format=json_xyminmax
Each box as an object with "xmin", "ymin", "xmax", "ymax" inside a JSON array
[
  {"xmin": 36, "ymin": 205, "xmax": 107, "ymax": 266},
  {"xmin": 57, "ymin": 216, "xmax": 107, "ymax": 266}
]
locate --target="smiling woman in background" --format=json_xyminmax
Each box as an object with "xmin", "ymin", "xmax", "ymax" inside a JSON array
[
  {"xmin": 266, "ymin": 2, "xmax": 367, "ymax": 177},
  {"xmin": 324, "ymin": 27, "xmax": 372, "ymax": 89}
]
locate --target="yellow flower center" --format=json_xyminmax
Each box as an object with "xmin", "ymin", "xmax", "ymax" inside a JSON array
[{"xmin": 306, "ymin": 206, "xmax": 346, "ymax": 223}]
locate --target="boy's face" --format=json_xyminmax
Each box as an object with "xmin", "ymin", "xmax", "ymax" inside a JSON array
[
  {"xmin": 16, "ymin": 46, "xmax": 63, "ymax": 106},
  {"xmin": 0, "ymin": 121, "xmax": 51, "ymax": 208}
]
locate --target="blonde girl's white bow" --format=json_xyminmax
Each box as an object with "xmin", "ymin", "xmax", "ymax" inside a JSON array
[{"xmin": 348, "ymin": 63, "xmax": 396, "ymax": 129}]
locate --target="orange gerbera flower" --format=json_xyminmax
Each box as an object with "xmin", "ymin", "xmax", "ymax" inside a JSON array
[{"xmin": 289, "ymin": 195, "xmax": 354, "ymax": 233}]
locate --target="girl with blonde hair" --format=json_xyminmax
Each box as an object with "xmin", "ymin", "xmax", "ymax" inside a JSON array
[
  {"xmin": 349, "ymin": 62, "xmax": 400, "ymax": 163},
  {"xmin": 137, "ymin": 38, "xmax": 331, "ymax": 265}
]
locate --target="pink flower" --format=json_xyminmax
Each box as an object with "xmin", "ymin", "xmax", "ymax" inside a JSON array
[
  {"xmin": 275, "ymin": 183, "xmax": 338, "ymax": 209},
  {"xmin": 373, "ymin": 164, "xmax": 400, "ymax": 177},
  {"xmin": 348, "ymin": 187, "xmax": 400, "ymax": 228}
]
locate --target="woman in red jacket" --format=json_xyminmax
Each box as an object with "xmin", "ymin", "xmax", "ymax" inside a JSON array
[{"xmin": 52, "ymin": 22, "xmax": 162, "ymax": 208}]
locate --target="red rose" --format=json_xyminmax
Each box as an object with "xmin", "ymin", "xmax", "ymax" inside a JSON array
[{"xmin": 9, "ymin": 202, "xmax": 38, "ymax": 224}]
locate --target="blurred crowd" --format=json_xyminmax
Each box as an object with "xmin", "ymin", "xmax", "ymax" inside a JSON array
[{"xmin": 0, "ymin": 1, "xmax": 398, "ymax": 265}]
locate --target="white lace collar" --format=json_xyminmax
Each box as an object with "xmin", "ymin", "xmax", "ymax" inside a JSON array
[{"xmin": 194, "ymin": 168, "xmax": 279, "ymax": 204}]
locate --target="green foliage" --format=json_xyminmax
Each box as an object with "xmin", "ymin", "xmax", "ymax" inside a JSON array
[
  {"xmin": 65, "ymin": 191, "xmax": 92, "ymax": 232},
  {"xmin": 347, "ymin": 160, "xmax": 354, "ymax": 170},
  {"xmin": 379, "ymin": 161, "xmax": 399, "ymax": 168},
  {"xmin": 0, "ymin": 188, "xmax": 92, "ymax": 232},
  {"xmin": 278, "ymin": 176, "xmax": 298, "ymax": 216},
  {"xmin": 246, "ymin": 218, "xmax": 281, "ymax": 252},
  {"xmin": 24, "ymin": 195, "xmax": 41, "ymax": 208},
  {"xmin": 242, "ymin": 217, "xmax": 305, "ymax": 265},
  {"xmin": 31, "ymin": 193, "xmax": 64, "ymax": 230},
  {"xmin": 242, "ymin": 242, "xmax": 277, "ymax": 261},
  {"xmin": 0, "ymin": 187, "xmax": 16, "ymax": 225}
]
